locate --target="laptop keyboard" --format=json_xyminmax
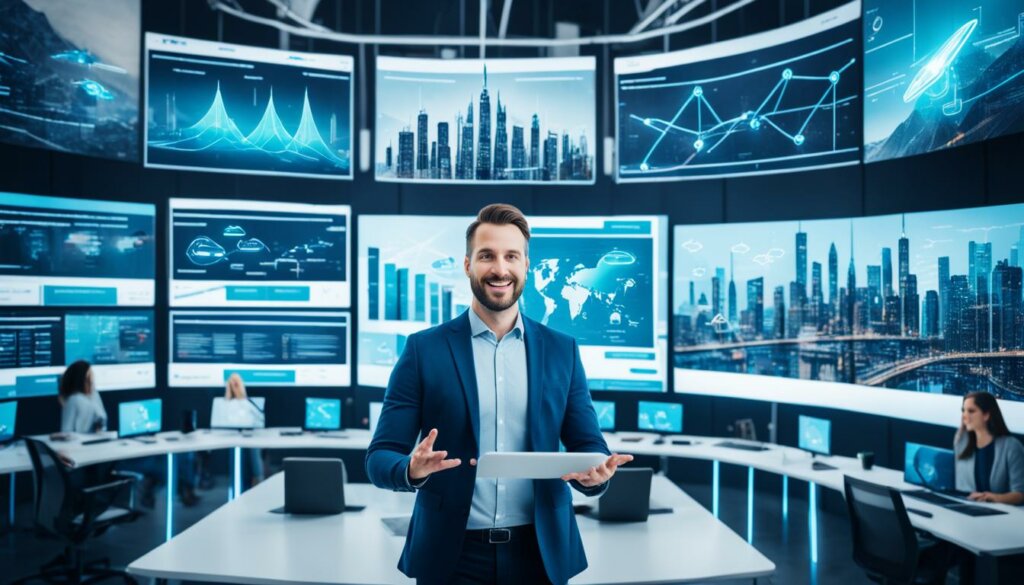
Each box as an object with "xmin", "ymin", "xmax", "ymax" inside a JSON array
[{"xmin": 903, "ymin": 490, "xmax": 1008, "ymax": 516}]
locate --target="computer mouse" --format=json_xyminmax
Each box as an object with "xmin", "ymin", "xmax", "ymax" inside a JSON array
[{"xmin": 653, "ymin": 438, "xmax": 666, "ymax": 445}]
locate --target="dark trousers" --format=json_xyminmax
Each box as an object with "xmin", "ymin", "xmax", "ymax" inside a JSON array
[{"xmin": 443, "ymin": 525, "xmax": 552, "ymax": 585}]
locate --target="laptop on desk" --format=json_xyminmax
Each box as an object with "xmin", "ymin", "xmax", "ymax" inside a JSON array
[{"xmin": 901, "ymin": 442, "xmax": 1005, "ymax": 516}]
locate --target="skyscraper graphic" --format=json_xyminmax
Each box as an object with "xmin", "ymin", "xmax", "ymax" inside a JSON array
[
  {"xmin": 397, "ymin": 130, "xmax": 414, "ymax": 178},
  {"xmin": 938, "ymin": 256, "xmax": 950, "ymax": 335},
  {"xmin": 511, "ymin": 126, "xmax": 525, "ymax": 172},
  {"xmin": 494, "ymin": 95, "xmax": 508, "ymax": 180},
  {"xmin": 530, "ymin": 114, "xmax": 540, "ymax": 180},
  {"xmin": 881, "ymin": 247, "xmax": 893, "ymax": 297},
  {"xmin": 728, "ymin": 252, "xmax": 737, "ymax": 323},
  {"xmin": 543, "ymin": 131, "xmax": 558, "ymax": 180},
  {"xmin": 476, "ymin": 66, "xmax": 492, "ymax": 180},
  {"xmin": 417, "ymin": 110, "xmax": 429, "ymax": 175},
  {"xmin": 438, "ymin": 122, "xmax": 452, "ymax": 179},
  {"xmin": 796, "ymin": 227, "xmax": 808, "ymax": 297},
  {"xmin": 459, "ymin": 101, "xmax": 474, "ymax": 180},
  {"xmin": 828, "ymin": 243, "xmax": 838, "ymax": 308}
]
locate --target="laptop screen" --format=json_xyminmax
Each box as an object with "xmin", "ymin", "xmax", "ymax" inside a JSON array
[
  {"xmin": 118, "ymin": 399, "xmax": 162, "ymax": 438},
  {"xmin": 0, "ymin": 401, "xmax": 16, "ymax": 443},
  {"xmin": 210, "ymin": 397, "xmax": 266, "ymax": 429},
  {"xmin": 904, "ymin": 442, "xmax": 956, "ymax": 492},
  {"xmin": 798, "ymin": 415, "xmax": 831, "ymax": 456},
  {"xmin": 305, "ymin": 398, "xmax": 341, "ymax": 430}
]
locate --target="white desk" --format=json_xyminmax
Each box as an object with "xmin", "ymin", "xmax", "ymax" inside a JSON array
[{"xmin": 127, "ymin": 473, "xmax": 775, "ymax": 584}]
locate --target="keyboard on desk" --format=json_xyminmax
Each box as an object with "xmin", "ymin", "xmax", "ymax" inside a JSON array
[
  {"xmin": 902, "ymin": 489, "xmax": 963, "ymax": 506},
  {"xmin": 80, "ymin": 437, "xmax": 115, "ymax": 446},
  {"xmin": 903, "ymin": 490, "xmax": 1008, "ymax": 516},
  {"xmin": 715, "ymin": 440, "xmax": 771, "ymax": 452}
]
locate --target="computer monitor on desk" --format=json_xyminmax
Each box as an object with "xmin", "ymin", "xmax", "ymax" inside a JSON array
[
  {"xmin": 637, "ymin": 402, "xmax": 682, "ymax": 442},
  {"xmin": 904, "ymin": 442, "xmax": 956, "ymax": 492},
  {"xmin": 798, "ymin": 415, "xmax": 835, "ymax": 470},
  {"xmin": 211, "ymin": 397, "xmax": 265, "ymax": 430},
  {"xmin": 305, "ymin": 398, "xmax": 342, "ymax": 432},
  {"xmin": 0, "ymin": 401, "xmax": 16, "ymax": 445},
  {"xmin": 592, "ymin": 400, "xmax": 616, "ymax": 431},
  {"xmin": 118, "ymin": 399, "xmax": 162, "ymax": 440}
]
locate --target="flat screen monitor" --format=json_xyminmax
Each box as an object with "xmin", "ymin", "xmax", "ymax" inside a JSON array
[
  {"xmin": 210, "ymin": 397, "xmax": 265, "ymax": 430},
  {"xmin": 904, "ymin": 442, "xmax": 956, "ymax": 492},
  {"xmin": 0, "ymin": 0, "xmax": 140, "ymax": 161},
  {"xmin": 368, "ymin": 401, "xmax": 383, "ymax": 434},
  {"xmin": 168, "ymin": 198, "xmax": 351, "ymax": 308},
  {"xmin": 0, "ymin": 401, "xmax": 16, "ymax": 444},
  {"xmin": 304, "ymin": 397, "xmax": 341, "ymax": 431},
  {"xmin": 672, "ymin": 201, "xmax": 1024, "ymax": 429},
  {"xmin": 637, "ymin": 401, "xmax": 682, "ymax": 433},
  {"xmin": 144, "ymin": 33, "xmax": 353, "ymax": 180},
  {"xmin": 169, "ymin": 311, "xmax": 351, "ymax": 388},
  {"xmin": 375, "ymin": 55, "xmax": 596, "ymax": 185},
  {"xmin": 615, "ymin": 2, "xmax": 860, "ymax": 181},
  {"xmin": 0, "ymin": 310, "xmax": 156, "ymax": 398},
  {"xmin": 592, "ymin": 400, "xmax": 616, "ymax": 431},
  {"xmin": 798, "ymin": 415, "xmax": 831, "ymax": 456},
  {"xmin": 118, "ymin": 398, "xmax": 161, "ymax": 438},
  {"xmin": 863, "ymin": 0, "xmax": 1024, "ymax": 163},
  {"xmin": 0, "ymin": 192, "xmax": 155, "ymax": 306}
]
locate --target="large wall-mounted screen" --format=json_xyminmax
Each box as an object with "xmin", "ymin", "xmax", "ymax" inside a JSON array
[
  {"xmin": 0, "ymin": 310, "xmax": 155, "ymax": 398},
  {"xmin": 615, "ymin": 2, "xmax": 861, "ymax": 181},
  {"xmin": 0, "ymin": 192, "xmax": 155, "ymax": 306},
  {"xmin": 144, "ymin": 33, "xmax": 353, "ymax": 180},
  {"xmin": 864, "ymin": 0, "xmax": 1024, "ymax": 163},
  {"xmin": 169, "ymin": 311, "xmax": 350, "ymax": 388},
  {"xmin": 0, "ymin": 0, "xmax": 140, "ymax": 161},
  {"xmin": 673, "ymin": 203, "xmax": 1024, "ymax": 427},
  {"xmin": 375, "ymin": 56, "xmax": 596, "ymax": 185},
  {"xmin": 169, "ymin": 198, "xmax": 350, "ymax": 308},
  {"xmin": 358, "ymin": 215, "xmax": 668, "ymax": 391}
]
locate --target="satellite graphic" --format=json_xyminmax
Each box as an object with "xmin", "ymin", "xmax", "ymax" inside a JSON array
[
  {"xmin": 864, "ymin": 0, "xmax": 1024, "ymax": 161},
  {"xmin": 0, "ymin": 0, "xmax": 139, "ymax": 160}
]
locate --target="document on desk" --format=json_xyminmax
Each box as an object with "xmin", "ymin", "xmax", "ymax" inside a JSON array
[{"xmin": 476, "ymin": 452, "xmax": 607, "ymax": 479}]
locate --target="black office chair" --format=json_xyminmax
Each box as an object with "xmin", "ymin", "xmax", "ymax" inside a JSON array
[
  {"xmin": 13, "ymin": 438, "xmax": 141, "ymax": 584},
  {"xmin": 843, "ymin": 475, "xmax": 952, "ymax": 585}
]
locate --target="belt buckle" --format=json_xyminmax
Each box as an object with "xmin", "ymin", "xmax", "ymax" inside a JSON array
[{"xmin": 488, "ymin": 528, "xmax": 511, "ymax": 544}]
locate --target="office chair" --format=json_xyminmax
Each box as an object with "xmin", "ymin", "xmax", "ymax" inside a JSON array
[
  {"xmin": 843, "ymin": 475, "xmax": 951, "ymax": 585},
  {"xmin": 13, "ymin": 438, "xmax": 141, "ymax": 584}
]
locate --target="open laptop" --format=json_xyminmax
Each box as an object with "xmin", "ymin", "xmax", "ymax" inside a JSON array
[
  {"xmin": 211, "ymin": 397, "xmax": 266, "ymax": 430},
  {"xmin": 902, "ymin": 442, "xmax": 1006, "ymax": 516},
  {"xmin": 596, "ymin": 467, "xmax": 655, "ymax": 522},
  {"xmin": 118, "ymin": 399, "xmax": 162, "ymax": 442}
]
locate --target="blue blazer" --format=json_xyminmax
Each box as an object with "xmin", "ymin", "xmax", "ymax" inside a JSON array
[{"xmin": 366, "ymin": 311, "xmax": 610, "ymax": 585}]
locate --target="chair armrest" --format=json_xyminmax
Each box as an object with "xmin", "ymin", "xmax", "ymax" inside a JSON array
[
  {"xmin": 111, "ymin": 469, "xmax": 144, "ymax": 482},
  {"xmin": 82, "ymin": 478, "xmax": 134, "ymax": 496}
]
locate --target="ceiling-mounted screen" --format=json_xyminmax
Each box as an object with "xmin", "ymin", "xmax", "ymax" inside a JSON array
[
  {"xmin": 673, "ymin": 203, "xmax": 1024, "ymax": 428},
  {"xmin": 144, "ymin": 33, "xmax": 353, "ymax": 180},
  {"xmin": 615, "ymin": 2, "xmax": 861, "ymax": 181},
  {"xmin": 0, "ymin": 192, "xmax": 155, "ymax": 306},
  {"xmin": 169, "ymin": 310, "xmax": 350, "ymax": 388},
  {"xmin": 864, "ymin": 0, "xmax": 1024, "ymax": 162},
  {"xmin": 375, "ymin": 56, "xmax": 596, "ymax": 185},
  {"xmin": 0, "ymin": 310, "xmax": 155, "ymax": 398},
  {"xmin": 0, "ymin": 0, "xmax": 140, "ymax": 161},
  {"xmin": 169, "ymin": 198, "xmax": 350, "ymax": 308}
]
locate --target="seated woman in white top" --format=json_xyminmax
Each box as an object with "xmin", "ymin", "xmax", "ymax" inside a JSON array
[
  {"xmin": 954, "ymin": 391, "xmax": 1024, "ymax": 505},
  {"xmin": 225, "ymin": 373, "xmax": 264, "ymax": 486},
  {"xmin": 59, "ymin": 360, "xmax": 107, "ymax": 434}
]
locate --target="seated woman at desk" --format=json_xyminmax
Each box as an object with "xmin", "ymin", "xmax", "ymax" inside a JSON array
[
  {"xmin": 955, "ymin": 391, "xmax": 1024, "ymax": 505},
  {"xmin": 58, "ymin": 360, "xmax": 106, "ymax": 434},
  {"xmin": 197, "ymin": 374, "xmax": 265, "ymax": 489}
]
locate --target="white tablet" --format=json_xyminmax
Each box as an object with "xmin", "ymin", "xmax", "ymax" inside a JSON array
[{"xmin": 476, "ymin": 452, "xmax": 608, "ymax": 479}]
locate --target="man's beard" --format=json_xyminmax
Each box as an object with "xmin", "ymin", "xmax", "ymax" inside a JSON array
[{"xmin": 470, "ymin": 274, "xmax": 524, "ymax": 312}]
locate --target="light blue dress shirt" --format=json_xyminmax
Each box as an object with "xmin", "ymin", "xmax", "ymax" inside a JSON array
[{"xmin": 466, "ymin": 308, "xmax": 534, "ymax": 529}]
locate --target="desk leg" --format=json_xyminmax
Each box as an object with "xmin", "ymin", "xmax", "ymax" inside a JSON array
[
  {"xmin": 712, "ymin": 460, "xmax": 720, "ymax": 518},
  {"xmin": 746, "ymin": 466, "xmax": 754, "ymax": 544},
  {"xmin": 166, "ymin": 453, "xmax": 174, "ymax": 543},
  {"xmin": 974, "ymin": 553, "xmax": 998, "ymax": 585},
  {"xmin": 234, "ymin": 447, "xmax": 242, "ymax": 498}
]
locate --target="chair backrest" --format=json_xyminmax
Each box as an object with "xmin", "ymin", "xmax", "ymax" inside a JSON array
[
  {"xmin": 843, "ymin": 475, "xmax": 919, "ymax": 583},
  {"xmin": 23, "ymin": 438, "xmax": 75, "ymax": 537}
]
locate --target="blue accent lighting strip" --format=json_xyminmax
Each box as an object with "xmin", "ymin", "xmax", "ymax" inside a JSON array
[
  {"xmin": 809, "ymin": 481, "xmax": 818, "ymax": 565},
  {"xmin": 532, "ymin": 221, "xmax": 652, "ymax": 235},
  {"xmin": 782, "ymin": 475, "xmax": 789, "ymax": 523},
  {"xmin": 165, "ymin": 453, "xmax": 174, "ymax": 542},
  {"xmin": 712, "ymin": 460, "xmax": 720, "ymax": 518},
  {"xmin": 747, "ymin": 466, "xmax": 754, "ymax": 544},
  {"xmin": 234, "ymin": 447, "xmax": 242, "ymax": 498},
  {"xmin": 1, "ymin": 192, "xmax": 155, "ymax": 216}
]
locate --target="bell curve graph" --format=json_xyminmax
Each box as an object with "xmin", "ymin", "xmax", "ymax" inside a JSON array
[{"xmin": 616, "ymin": 2, "xmax": 862, "ymax": 181}]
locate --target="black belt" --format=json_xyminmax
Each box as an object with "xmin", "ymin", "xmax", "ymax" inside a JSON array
[{"xmin": 465, "ymin": 525, "xmax": 534, "ymax": 544}]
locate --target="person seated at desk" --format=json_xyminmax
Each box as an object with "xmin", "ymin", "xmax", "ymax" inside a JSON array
[
  {"xmin": 58, "ymin": 360, "xmax": 106, "ymax": 434},
  {"xmin": 222, "ymin": 374, "xmax": 264, "ymax": 487},
  {"xmin": 955, "ymin": 391, "xmax": 1024, "ymax": 505}
]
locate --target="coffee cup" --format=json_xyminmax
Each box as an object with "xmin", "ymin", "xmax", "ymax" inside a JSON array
[{"xmin": 857, "ymin": 451, "xmax": 875, "ymax": 470}]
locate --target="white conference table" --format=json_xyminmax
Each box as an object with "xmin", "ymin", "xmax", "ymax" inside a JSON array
[{"xmin": 127, "ymin": 473, "xmax": 775, "ymax": 585}]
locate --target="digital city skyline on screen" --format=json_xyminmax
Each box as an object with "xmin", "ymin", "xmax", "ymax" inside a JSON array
[
  {"xmin": 615, "ymin": 2, "xmax": 861, "ymax": 181},
  {"xmin": 145, "ymin": 33, "xmax": 352, "ymax": 180},
  {"xmin": 0, "ymin": 0, "xmax": 140, "ymax": 161},
  {"xmin": 673, "ymin": 203, "xmax": 1024, "ymax": 402},
  {"xmin": 375, "ymin": 56, "xmax": 596, "ymax": 185},
  {"xmin": 864, "ymin": 0, "xmax": 1024, "ymax": 162}
]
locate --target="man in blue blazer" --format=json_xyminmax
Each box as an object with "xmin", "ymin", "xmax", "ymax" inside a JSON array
[{"xmin": 367, "ymin": 204, "xmax": 633, "ymax": 585}]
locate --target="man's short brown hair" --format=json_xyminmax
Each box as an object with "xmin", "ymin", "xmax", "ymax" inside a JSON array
[{"xmin": 465, "ymin": 203, "xmax": 530, "ymax": 256}]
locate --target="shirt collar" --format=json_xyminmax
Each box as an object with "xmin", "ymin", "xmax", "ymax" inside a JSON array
[{"xmin": 468, "ymin": 306, "xmax": 525, "ymax": 340}]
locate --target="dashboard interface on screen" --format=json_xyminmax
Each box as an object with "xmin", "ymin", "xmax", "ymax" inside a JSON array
[
  {"xmin": 0, "ymin": 311, "xmax": 156, "ymax": 398},
  {"xmin": 169, "ymin": 311, "xmax": 350, "ymax": 387},
  {"xmin": 169, "ymin": 198, "xmax": 350, "ymax": 308},
  {"xmin": 305, "ymin": 397, "xmax": 341, "ymax": 430},
  {"xmin": 145, "ymin": 33, "xmax": 353, "ymax": 180},
  {"xmin": 118, "ymin": 398, "xmax": 161, "ymax": 438},
  {"xmin": 615, "ymin": 2, "xmax": 861, "ymax": 181},
  {"xmin": 637, "ymin": 401, "xmax": 683, "ymax": 433},
  {"xmin": 0, "ymin": 193, "xmax": 155, "ymax": 306},
  {"xmin": 375, "ymin": 56, "xmax": 596, "ymax": 185},
  {"xmin": 864, "ymin": 0, "xmax": 1024, "ymax": 162},
  {"xmin": 673, "ymin": 202, "xmax": 1024, "ymax": 426},
  {"xmin": 0, "ymin": 0, "xmax": 140, "ymax": 161}
]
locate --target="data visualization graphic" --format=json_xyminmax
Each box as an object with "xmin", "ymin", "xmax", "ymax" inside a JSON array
[
  {"xmin": 616, "ymin": 2, "xmax": 861, "ymax": 181},
  {"xmin": 864, "ymin": 0, "xmax": 1024, "ymax": 162},
  {"xmin": 375, "ymin": 56, "xmax": 595, "ymax": 185},
  {"xmin": 0, "ymin": 192, "xmax": 155, "ymax": 307},
  {"xmin": 0, "ymin": 0, "xmax": 139, "ymax": 161},
  {"xmin": 169, "ymin": 199, "xmax": 350, "ymax": 308},
  {"xmin": 673, "ymin": 203, "xmax": 1024, "ymax": 419},
  {"xmin": 145, "ymin": 33, "xmax": 352, "ymax": 179}
]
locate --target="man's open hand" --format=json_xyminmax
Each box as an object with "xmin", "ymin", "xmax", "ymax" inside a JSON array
[
  {"xmin": 408, "ymin": 428, "xmax": 463, "ymax": 481},
  {"xmin": 561, "ymin": 453, "xmax": 634, "ymax": 487}
]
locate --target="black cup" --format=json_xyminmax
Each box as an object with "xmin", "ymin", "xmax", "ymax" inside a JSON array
[
  {"xmin": 181, "ymin": 409, "xmax": 197, "ymax": 434},
  {"xmin": 857, "ymin": 451, "xmax": 875, "ymax": 470}
]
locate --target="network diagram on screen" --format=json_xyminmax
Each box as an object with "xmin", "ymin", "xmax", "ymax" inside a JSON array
[
  {"xmin": 169, "ymin": 199, "xmax": 350, "ymax": 308},
  {"xmin": 0, "ymin": 0, "xmax": 140, "ymax": 161},
  {"xmin": 144, "ymin": 33, "xmax": 353, "ymax": 180},
  {"xmin": 615, "ymin": 2, "xmax": 861, "ymax": 181},
  {"xmin": 863, "ymin": 0, "xmax": 1024, "ymax": 162}
]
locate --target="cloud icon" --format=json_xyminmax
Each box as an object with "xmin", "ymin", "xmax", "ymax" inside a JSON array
[
  {"xmin": 752, "ymin": 254, "xmax": 772, "ymax": 266},
  {"xmin": 223, "ymin": 225, "xmax": 246, "ymax": 237},
  {"xmin": 681, "ymin": 239, "xmax": 703, "ymax": 253},
  {"xmin": 731, "ymin": 242, "xmax": 751, "ymax": 254},
  {"xmin": 767, "ymin": 248, "xmax": 785, "ymax": 259},
  {"xmin": 691, "ymin": 267, "xmax": 706, "ymax": 278}
]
